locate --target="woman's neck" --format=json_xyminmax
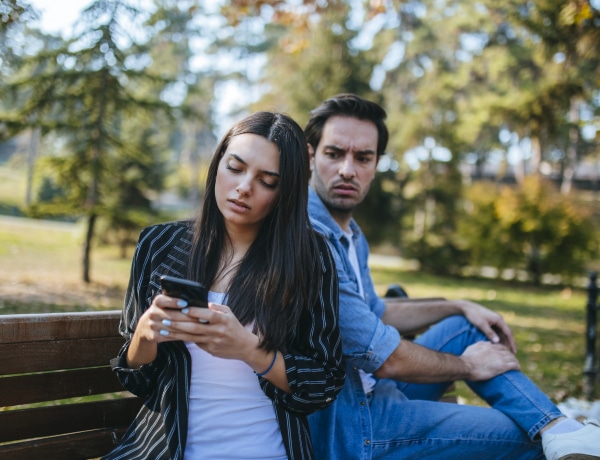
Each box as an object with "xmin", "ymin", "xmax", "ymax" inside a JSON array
[{"xmin": 211, "ymin": 228, "xmax": 256, "ymax": 293}]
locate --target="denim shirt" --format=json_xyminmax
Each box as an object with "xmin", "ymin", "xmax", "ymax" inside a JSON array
[{"xmin": 307, "ymin": 188, "xmax": 401, "ymax": 459}]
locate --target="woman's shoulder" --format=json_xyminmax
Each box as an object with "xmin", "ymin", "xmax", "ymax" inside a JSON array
[
  {"xmin": 139, "ymin": 219, "xmax": 193, "ymax": 237},
  {"xmin": 310, "ymin": 228, "xmax": 331, "ymax": 252},
  {"xmin": 136, "ymin": 220, "xmax": 194, "ymax": 249}
]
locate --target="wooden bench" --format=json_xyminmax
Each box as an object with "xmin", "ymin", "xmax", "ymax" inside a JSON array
[{"xmin": 0, "ymin": 311, "xmax": 142, "ymax": 460}]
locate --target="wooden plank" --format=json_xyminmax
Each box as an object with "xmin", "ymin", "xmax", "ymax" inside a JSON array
[
  {"xmin": 0, "ymin": 367, "xmax": 126, "ymax": 407},
  {"xmin": 0, "ymin": 311, "xmax": 122, "ymax": 344},
  {"xmin": 0, "ymin": 398, "xmax": 142, "ymax": 443},
  {"xmin": 0, "ymin": 427, "xmax": 129, "ymax": 460},
  {"xmin": 1, "ymin": 336, "xmax": 125, "ymax": 375}
]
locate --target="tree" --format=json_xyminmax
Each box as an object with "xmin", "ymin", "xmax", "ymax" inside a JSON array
[
  {"xmin": 1, "ymin": 0, "xmax": 179, "ymax": 282},
  {"xmin": 255, "ymin": 1, "xmax": 377, "ymax": 123},
  {"xmin": 144, "ymin": 0, "xmax": 217, "ymax": 207},
  {"xmin": 460, "ymin": 176, "xmax": 598, "ymax": 283}
]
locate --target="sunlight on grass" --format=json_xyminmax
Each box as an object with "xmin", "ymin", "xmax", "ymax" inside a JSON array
[
  {"xmin": 0, "ymin": 165, "xmax": 27, "ymax": 208},
  {"xmin": 0, "ymin": 216, "xmax": 131, "ymax": 312}
]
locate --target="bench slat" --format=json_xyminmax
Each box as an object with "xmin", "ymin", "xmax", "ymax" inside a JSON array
[
  {"xmin": 0, "ymin": 397, "xmax": 143, "ymax": 443},
  {"xmin": 1, "ymin": 336, "xmax": 125, "ymax": 374},
  {"xmin": 0, "ymin": 426, "xmax": 130, "ymax": 460},
  {"xmin": 0, "ymin": 311, "xmax": 121, "ymax": 343},
  {"xmin": 0, "ymin": 367, "xmax": 126, "ymax": 406}
]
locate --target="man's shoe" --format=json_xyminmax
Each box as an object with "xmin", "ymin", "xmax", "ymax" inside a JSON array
[{"xmin": 542, "ymin": 418, "xmax": 600, "ymax": 460}]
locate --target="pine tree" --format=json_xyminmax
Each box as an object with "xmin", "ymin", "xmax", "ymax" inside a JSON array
[{"xmin": 1, "ymin": 0, "xmax": 178, "ymax": 282}]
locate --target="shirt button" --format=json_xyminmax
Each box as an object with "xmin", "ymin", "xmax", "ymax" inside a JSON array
[
  {"xmin": 365, "ymin": 440, "xmax": 371, "ymax": 445},
  {"xmin": 360, "ymin": 401, "xmax": 366, "ymax": 406}
]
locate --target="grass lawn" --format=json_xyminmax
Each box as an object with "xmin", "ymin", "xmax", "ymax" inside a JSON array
[{"xmin": 0, "ymin": 215, "xmax": 595, "ymax": 405}]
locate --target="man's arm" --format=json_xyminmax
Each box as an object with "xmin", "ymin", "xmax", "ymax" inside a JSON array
[
  {"xmin": 373, "ymin": 338, "xmax": 521, "ymax": 383},
  {"xmin": 381, "ymin": 297, "xmax": 517, "ymax": 353}
]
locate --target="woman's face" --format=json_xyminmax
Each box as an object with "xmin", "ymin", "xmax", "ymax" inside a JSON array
[{"xmin": 215, "ymin": 133, "xmax": 281, "ymax": 234}]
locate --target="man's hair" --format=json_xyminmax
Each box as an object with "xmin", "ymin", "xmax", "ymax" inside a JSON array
[{"xmin": 304, "ymin": 93, "xmax": 389, "ymax": 156}]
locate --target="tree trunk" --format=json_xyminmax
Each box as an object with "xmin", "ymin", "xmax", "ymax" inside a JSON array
[
  {"xmin": 25, "ymin": 127, "xmax": 40, "ymax": 205},
  {"xmin": 82, "ymin": 213, "xmax": 96, "ymax": 283},
  {"xmin": 530, "ymin": 134, "xmax": 542, "ymax": 176},
  {"xmin": 561, "ymin": 99, "xmax": 579, "ymax": 196}
]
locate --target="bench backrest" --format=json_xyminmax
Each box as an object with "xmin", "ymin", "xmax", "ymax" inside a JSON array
[{"xmin": 0, "ymin": 311, "xmax": 142, "ymax": 460}]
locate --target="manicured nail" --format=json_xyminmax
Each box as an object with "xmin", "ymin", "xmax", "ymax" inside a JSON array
[
  {"xmin": 160, "ymin": 329, "xmax": 169, "ymax": 336},
  {"xmin": 162, "ymin": 319, "xmax": 171, "ymax": 326},
  {"xmin": 177, "ymin": 299, "xmax": 188, "ymax": 308},
  {"xmin": 181, "ymin": 308, "xmax": 189, "ymax": 314}
]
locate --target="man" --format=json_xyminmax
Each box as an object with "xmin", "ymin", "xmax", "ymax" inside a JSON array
[{"xmin": 305, "ymin": 93, "xmax": 600, "ymax": 460}]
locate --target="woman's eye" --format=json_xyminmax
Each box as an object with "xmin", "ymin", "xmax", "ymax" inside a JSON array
[
  {"xmin": 261, "ymin": 180, "xmax": 278, "ymax": 189},
  {"xmin": 226, "ymin": 164, "xmax": 241, "ymax": 172}
]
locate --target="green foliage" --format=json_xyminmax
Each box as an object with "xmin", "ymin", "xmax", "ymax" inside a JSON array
[
  {"xmin": 255, "ymin": 0, "xmax": 378, "ymax": 125},
  {"xmin": 354, "ymin": 169, "xmax": 406, "ymax": 245},
  {"xmin": 460, "ymin": 177, "xmax": 599, "ymax": 283},
  {"xmin": 0, "ymin": 0, "xmax": 188, "ymax": 281},
  {"xmin": 36, "ymin": 175, "xmax": 65, "ymax": 203}
]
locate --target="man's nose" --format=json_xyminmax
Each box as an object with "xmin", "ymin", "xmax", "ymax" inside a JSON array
[{"xmin": 339, "ymin": 155, "xmax": 356, "ymax": 179}]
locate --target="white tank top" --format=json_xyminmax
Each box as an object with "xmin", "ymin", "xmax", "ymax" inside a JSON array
[{"xmin": 184, "ymin": 292, "xmax": 286, "ymax": 460}]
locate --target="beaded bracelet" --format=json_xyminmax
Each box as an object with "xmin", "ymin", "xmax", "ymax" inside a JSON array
[{"xmin": 255, "ymin": 351, "xmax": 277, "ymax": 377}]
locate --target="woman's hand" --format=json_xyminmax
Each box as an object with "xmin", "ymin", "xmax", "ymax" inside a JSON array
[
  {"xmin": 184, "ymin": 303, "xmax": 261, "ymax": 361},
  {"xmin": 126, "ymin": 293, "xmax": 204, "ymax": 367}
]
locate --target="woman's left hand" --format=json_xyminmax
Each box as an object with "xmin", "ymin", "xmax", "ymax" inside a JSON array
[{"xmin": 186, "ymin": 303, "xmax": 260, "ymax": 361}]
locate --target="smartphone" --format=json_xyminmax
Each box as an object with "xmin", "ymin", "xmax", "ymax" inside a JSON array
[{"xmin": 159, "ymin": 275, "xmax": 208, "ymax": 307}]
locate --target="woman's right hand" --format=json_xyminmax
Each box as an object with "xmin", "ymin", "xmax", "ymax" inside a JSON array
[{"xmin": 126, "ymin": 293, "xmax": 199, "ymax": 367}]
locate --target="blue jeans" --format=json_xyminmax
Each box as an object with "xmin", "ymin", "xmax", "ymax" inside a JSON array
[
  {"xmin": 366, "ymin": 315, "xmax": 561, "ymax": 459},
  {"xmin": 309, "ymin": 315, "xmax": 563, "ymax": 459}
]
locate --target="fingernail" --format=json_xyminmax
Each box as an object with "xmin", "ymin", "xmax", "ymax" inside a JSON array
[
  {"xmin": 160, "ymin": 329, "xmax": 170, "ymax": 336},
  {"xmin": 181, "ymin": 308, "xmax": 189, "ymax": 314},
  {"xmin": 162, "ymin": 319, "xmax": 171, "ymax": 326},
  {"xmin": 177, "ymin": 299, "xmax": 188, "ymax": 308}
]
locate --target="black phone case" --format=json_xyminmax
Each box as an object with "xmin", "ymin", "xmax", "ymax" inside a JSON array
[{"xmin": 159, "ymin": 275, "xmax": 208, "ymax": 307}]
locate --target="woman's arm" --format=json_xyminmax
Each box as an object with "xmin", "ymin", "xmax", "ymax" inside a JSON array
[{"xmin": 111, "ymin": 223, "xmax": 191, "ymax": 397}]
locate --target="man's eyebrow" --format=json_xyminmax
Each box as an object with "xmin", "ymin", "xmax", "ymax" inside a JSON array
[
  {"xmin": 323, "ymin": 144, "xmax": 376, "ymax": 155},
  {"xmin": 230, "ymin": 153, "xmax": 280, "ymax": 177}
]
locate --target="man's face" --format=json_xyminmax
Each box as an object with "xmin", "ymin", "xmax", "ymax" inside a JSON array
[{"xmin": 309, "ymin": 115, "xmax": 379, "ymax": 226}]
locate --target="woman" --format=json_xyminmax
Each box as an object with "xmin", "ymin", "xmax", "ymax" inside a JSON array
[{"xmin": 103, "ymin": 112, "xmax": 345, "ymax": 459}]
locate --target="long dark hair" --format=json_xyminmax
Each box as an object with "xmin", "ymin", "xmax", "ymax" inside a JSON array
[{"xmin": 187, "ymin": 111, "xmax": 319, "ymax": 352}]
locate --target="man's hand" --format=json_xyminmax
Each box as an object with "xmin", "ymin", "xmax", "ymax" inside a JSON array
[
  {"xmin": 460, "ymin": 341, "xmax": 521, "ymax": 381},
  {"xmin": 458, "ymin": 300, "xmax": 517, "ymax": 354},
  {"xmin": 375, "ymin": 338, "xmax": 519, "ymax": 383}
]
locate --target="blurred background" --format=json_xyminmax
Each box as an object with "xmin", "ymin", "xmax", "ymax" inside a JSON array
[
  {"xmin": 1, "ymin": 0, "xmax": 599, "ymax": 404},
  {"xmin": 2, "ymin": 0, "xmax": 599, "ymax": 285}
]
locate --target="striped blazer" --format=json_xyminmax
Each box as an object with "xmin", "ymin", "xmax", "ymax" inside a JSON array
[{"xmin": 102, "ymin": 221, "xmax": 345, "ymax": 459}]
